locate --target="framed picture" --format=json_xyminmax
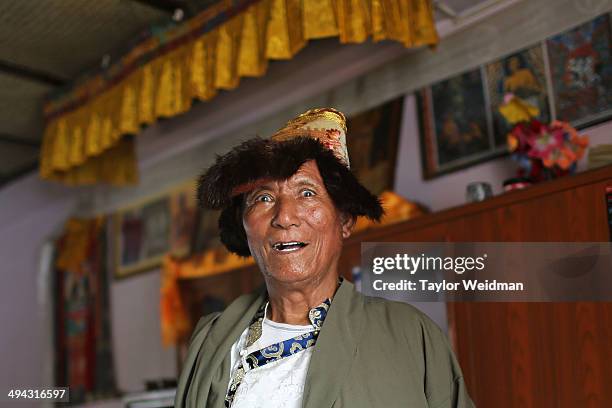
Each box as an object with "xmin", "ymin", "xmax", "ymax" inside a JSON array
[
  {"xmin": 346, "ymin": 97, "xmax": 403, "ymax": 195},
  {"xmin": 114, "ymin": 183, "xmax": 196, "ymax": 278},
  {"xmin": 546, "ymin": 13, "xmax": 612, "ymax": 128},
  {"xmin": 190, "ymin": 207, "xmax": 232, "ymax": 266},
  {"xmin": 169, "ymin": 186, "xmax": 198, "ymax": 258},
  {"xmin": 191, "ymin": 208, "xmax": 221, "ymax": 254},
  {"xmin": 418, "ymin": 68, "xmax": 503, "ymax": 179},
  {"xmin": 485, "ymin": 45, "xmax": 551, "ymax": 146},
  {"xmin": 115, "ymin": 197, "xmax": 171, "ymax": 278}
]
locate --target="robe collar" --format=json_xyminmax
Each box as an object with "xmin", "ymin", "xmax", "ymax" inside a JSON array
[{"xmin": 185, "ymin": 279, "xmax": 365, "ymax": 408}]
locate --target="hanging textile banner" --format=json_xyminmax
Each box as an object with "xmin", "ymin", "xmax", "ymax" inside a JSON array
[
  {"xmin": 54, "ymin": 218, "xmax": 117, "ymax": 403},
  {"xmin": 40, "ymin": 0, "xmax": 438, "ymax": 185}
]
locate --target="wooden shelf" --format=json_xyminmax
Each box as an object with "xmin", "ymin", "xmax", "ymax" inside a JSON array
[{"xmin": 347, "ymin": 164, "xmax": 612, "ymax": 244}]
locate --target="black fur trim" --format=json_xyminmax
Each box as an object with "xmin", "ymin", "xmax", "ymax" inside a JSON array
[{"xmin": 197, "ymin": 137, "xmax": 384, "ymax": 256}]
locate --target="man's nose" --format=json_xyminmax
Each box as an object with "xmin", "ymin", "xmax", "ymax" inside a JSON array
[{"xmin": 271, "ymin": 196, "xmax": 301, "ymax": 229}]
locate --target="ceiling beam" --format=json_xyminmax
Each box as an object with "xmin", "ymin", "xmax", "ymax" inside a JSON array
[
  {"xmin": 0, "ymin": 59, "xmax": 67, "ymax": 87},
  {"xmin": 434, "ymin": 1, "xmax": 458, "ymax": 18},
  {"xmin": 0, "ymin": 162, "xmax": 38, "ymax": 188},
  {"xmin": 0, "ymin": 134, "xmax": 41, "ymax": 148},
  {"xmin": 129, "ymin": 0, "xmax": 188, "ymax": 14}
]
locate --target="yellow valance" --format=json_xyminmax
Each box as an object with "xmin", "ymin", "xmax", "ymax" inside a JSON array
[{"xmin": 40, "ymin": 0, "xmax": 438, "ymax": 185}]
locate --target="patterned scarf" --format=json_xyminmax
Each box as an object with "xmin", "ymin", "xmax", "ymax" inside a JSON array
[{"xmin": 224, "ymin": 299, "xmax": 332, "ymax": 407}]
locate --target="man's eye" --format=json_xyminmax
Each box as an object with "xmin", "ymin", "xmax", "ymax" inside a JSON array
[
  {"xmin": 256, "ymin": 194, "xmax": 273, "ymax": 202},
  {"xmin": 302, "ymin": 189, "xmax": 315, "ymax": 197}
]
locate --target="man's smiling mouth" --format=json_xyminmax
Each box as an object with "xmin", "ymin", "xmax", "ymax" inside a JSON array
[{"xmin": 272, "ymin": 241, "xmax": 308, "ymax": 252}]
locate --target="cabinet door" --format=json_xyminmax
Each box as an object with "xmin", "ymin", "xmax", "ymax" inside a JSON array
[{"xmin": 446, "ymin": 179, "xmax": 612, "ymax": 407}]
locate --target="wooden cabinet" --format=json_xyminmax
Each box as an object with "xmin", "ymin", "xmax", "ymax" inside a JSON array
[
  {"xmin": 337, "ymin": 165, "xmax": 612, "ymax": 407},
  {"xmin": 181, "ymin": 165, "xmax": 612, "ymax": 407}
]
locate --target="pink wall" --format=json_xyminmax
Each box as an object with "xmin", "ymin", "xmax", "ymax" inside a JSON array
[
  {"xmin": 0, "ymin": 175, "xmax": 77, "ymax": 395},
  {"xmin": 110, "ymin": 270, "xmax": 176, "ymax": 392},
  {"xmin": 0, "ymin": 173, "xmax": 175, "ymax": 406}
]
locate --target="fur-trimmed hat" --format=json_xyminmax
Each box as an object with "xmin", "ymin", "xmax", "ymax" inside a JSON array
[{"xmin": 197, "ymin": 108, "xmax": 383, "ymax": 257}]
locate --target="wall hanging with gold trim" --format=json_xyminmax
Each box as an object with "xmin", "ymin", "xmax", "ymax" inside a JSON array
[
  {"xmin": 40, "ymin": 0, "xmax": 438, "ymax": 185},
  {"xmin": 54, "ymin": 217, "xmax": 118, "ymax": 402}
]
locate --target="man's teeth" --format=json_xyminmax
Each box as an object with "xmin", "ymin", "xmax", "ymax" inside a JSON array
[{"xmin": 273, "ymin": 242, "xmax": 306, "ymax": 251}]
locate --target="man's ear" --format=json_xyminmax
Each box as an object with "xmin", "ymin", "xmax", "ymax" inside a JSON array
[{"xmin": 340, "ymin": 213, "xmax": 356, "ymax": 239}]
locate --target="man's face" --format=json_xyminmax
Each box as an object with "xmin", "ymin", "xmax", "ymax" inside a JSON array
[{"xmin": 242, "ymin": 160, "xmax": 354, "ymax": 285}]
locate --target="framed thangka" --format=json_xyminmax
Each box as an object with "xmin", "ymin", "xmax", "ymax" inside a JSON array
[
  {"xmin": 418, "ymin": 68, "xmax": 502, "ymax": 179},
  {"xmin": 546, "ymin": 14, "xmax": 612, "ymax": 128},
  {"xmin": 485, "ymin": 45, "xmax": 551, "ymax": 146},
  {"xmin": 346, "ymin": 97, "xmax": 403, "ymax": 195}
]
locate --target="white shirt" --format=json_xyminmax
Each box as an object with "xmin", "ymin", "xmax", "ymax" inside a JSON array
[{"xmin": 227, "ymin": 306, "xmax": 315, "ymax": 408}]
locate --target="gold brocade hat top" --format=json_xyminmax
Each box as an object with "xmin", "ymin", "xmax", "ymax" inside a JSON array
[{"xmin": 271, "ymin": 107, "xmax": 350, "ymax": 168}]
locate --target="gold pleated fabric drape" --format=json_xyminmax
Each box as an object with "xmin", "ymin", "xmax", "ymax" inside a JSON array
[{"xmin": 40, "ymin": 0, "xmax": 438, "ymax": 185}]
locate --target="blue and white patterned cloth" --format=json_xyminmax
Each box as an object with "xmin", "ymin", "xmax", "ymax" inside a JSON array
[{"xmin": 224, "ymin": 299, "xmax": 331, "ymax": 408}]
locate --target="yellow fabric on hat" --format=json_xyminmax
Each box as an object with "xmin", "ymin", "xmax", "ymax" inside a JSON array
[{"xmin": 271, "ymin": 107, "xmax": 350, "ymax": 167}]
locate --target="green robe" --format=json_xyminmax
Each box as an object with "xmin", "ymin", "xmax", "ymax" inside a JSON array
[{"xmin": 175, "ymin": 280, "xmax": 475, "ymax": 408}]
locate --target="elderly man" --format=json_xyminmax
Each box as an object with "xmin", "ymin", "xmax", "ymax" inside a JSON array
[{"xmin": 175, "ymin": 108, "xmax": 474, "ymax": 408}]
